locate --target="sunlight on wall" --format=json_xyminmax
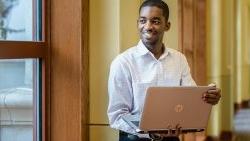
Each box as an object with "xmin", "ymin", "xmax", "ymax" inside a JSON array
[
  {"xmin": 207, "ymin": 0, "xmax": 250, "ymax": 137},
  {"xmin": 206, "ymin": 0, "xmax": 222, "ymax": 136},
  {"xmin": 235, "ymin": 0, "xmax": 250, "ymax": 104},
  {"xmin": 119, "ymin": 1, "xmax": 140, "ymax": 51},
  {"xmin": 163, "ymin": 0, "xmax": 179, "ymax": 50},
  {"xmin": 89, "ymin": 0, "xmax": 120, "ymax": 140},
  {"xmin": 248, "ymin": 5, "xmax": 250, "ymax": 66}
]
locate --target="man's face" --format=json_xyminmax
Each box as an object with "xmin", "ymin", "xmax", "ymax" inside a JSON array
[{"xmin": 138, "ymin": 6, "xmax": 170, "ymax": 49}]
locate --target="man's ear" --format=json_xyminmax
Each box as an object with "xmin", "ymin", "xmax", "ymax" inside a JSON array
[{"xmin": 165, "ymin": 22, "xmax": 171, "ymax": 31}]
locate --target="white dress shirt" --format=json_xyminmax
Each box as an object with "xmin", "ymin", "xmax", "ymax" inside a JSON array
[{"xmin": 107, "ymin": 40, "xmax": 196, "ymax": 134}]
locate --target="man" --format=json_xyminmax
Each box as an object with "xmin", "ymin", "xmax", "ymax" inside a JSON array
[{"xmin": 107, "ymin": 0, "xmax": 221, "ymax": 141}]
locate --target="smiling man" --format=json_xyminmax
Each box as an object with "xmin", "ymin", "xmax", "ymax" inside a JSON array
[
  {"xmin": 138, "ymin": 2, "xmax": 170, "ymax": 59},
  {"xmin": 107, "ymin": 0, "xmax": 221, "ymax": 141}
]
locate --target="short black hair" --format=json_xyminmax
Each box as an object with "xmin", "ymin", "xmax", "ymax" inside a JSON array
[{"xmin": 139, "ymin": 0, "xmax": 170, "ymax": 21}]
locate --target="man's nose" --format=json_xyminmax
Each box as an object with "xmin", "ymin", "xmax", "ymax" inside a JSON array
[{"xmin": 144, "ymin": 21, "xmax": 153, "ymax": 30}]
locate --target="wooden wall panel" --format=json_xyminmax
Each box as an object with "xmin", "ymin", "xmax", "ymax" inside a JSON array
[
  {"xmin": 49, "ymin": 0, "xmax": 89, "ymax": 141},
  {"xmin": 178, "ymin": 0, "xmax": 207, "ymax": 140},
  {"xmin": 193, "ymin": 0, "xmax": 206, "ymax": 85},
  {"xmin": 178, "ymin": 0, "xmax": 207, "ymax": 85}
]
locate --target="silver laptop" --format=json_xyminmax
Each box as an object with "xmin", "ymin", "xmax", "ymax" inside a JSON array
[{"xmin": 122, "ymin": 86, "xmax": 213, "ymax": 133}]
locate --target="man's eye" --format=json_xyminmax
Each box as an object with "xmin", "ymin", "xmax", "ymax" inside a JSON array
[
  {"xmin": 152, "ymin": 20, "xmax": 161, "ymax": 24},
  {"xmin": 139, "ymin": 19, "xmax": 146, "ymax": 24}
]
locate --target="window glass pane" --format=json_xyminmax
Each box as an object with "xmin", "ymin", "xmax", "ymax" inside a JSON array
[
  {"xmin": 0, "ymin": 0, "xmax": 35, "ymax": 41},
  {"xmin": 0, "ymin": 59, "xmax": 38, "ymax": 141}
]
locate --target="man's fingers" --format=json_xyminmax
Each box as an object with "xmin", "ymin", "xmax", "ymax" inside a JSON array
[
  {"xmin": 206, "ymin": 98, "xmax": 219, "ymax": 103},
  {"xmin": 203, "ymin": 93, "xmax": 217, "ymax": 99},
  {"xmin": 202, "ymin": 91, "xmax": 221, "ymax": 105},
  {"xmin": 203, "ymin": 96, "xmax": 220, "ymax": 101},
  {"xmin": 208, "ymin": 83, "xmax": 216, "ymax": 87},
  {"xmin": 203, "ymin": 89, "xmax": 221, "ymax": 99},
  {"xmin": 203, "ymin": 93, "xmax": 221, "ymax": 99},
  {"xmin": 207, "ymin": 89, "xmax": 220, "ymax": 93},
  {"xmin": 208, "ymin": 88, "xmax": 221, "ymax": 94}
]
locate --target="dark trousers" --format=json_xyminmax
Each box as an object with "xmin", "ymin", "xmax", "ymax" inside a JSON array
[{"xmin": 119, "ymin": 131, "xmax": 180, "ymax": 141}]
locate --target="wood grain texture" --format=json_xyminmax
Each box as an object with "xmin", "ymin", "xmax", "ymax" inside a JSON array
[
  {"xmin": 178, "ymin": 0, "xmax": 207, "ymax": 85},
  {"xmin": 0, "ymin": 42, "xmax": 46, "ymax": 59},
  {"xmin": 193, "ymin": 0, "xmax": 206, "ymax": 85},
  {"xmin": 49, "ymin": 0, "xmax": 89, "ymax": 141},
  {"xmin": 81, "ymin": 0, "xmax": 89, "ymax": 140},
  {"xmin": 44, "ymin": 0, "xmax": 51, "ymax": 141}
]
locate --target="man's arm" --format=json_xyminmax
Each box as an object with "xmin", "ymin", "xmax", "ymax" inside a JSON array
[
  {"xmin": 107, "ymin": 58, "xmax": 136, "ymax": 134},
  {"xmin": 180, "ymin": 54, "xmax": 221, "ymax": 105}
]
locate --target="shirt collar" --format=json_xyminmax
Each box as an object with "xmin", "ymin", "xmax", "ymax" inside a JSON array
[{"xmin": 135, "ymin": 40, "xmax": 171, "ymax": 58}]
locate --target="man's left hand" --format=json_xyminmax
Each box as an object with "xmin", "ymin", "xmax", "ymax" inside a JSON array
[{"xmin": 202, "ymin": 86, "xmax": 221, "ymax": 105}]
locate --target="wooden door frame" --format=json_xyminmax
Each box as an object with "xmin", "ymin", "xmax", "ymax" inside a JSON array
[
  {"xmin": 178, "ymin": 0, "xmax": 207, "ymax": 85},
  {"xmin": 47, "ymin": 0, "xmax": 89, "ymax": 141}
]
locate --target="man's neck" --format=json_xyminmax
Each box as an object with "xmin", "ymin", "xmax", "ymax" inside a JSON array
[{"xmin": 149, "ymin": 43, "xmax": 164, "ymax": 59}]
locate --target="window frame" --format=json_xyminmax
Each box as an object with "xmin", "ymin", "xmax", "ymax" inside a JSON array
[{"xmin": 0, "ymin": 0, "xmax": 49, "ymax": 141}]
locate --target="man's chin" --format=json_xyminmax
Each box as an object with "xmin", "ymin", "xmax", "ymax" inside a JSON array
[{"xmin": 142, "ymin": 39, "xmax": 156, "ymax": 47}]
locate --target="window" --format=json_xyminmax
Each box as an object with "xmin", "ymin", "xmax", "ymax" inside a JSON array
[{"xmin": 0, "ymin": 0, "xmax": 47, "ymax": 141}]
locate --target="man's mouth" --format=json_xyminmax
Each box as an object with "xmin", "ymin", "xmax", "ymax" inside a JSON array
[{"xmin": 143, "ymin": 32, "xmax": 155, "ymax": 39}]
